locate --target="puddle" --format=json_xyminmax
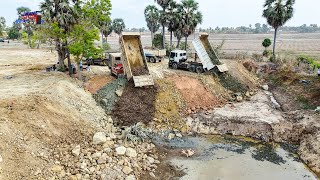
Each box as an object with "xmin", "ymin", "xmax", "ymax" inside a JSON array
[{"xmin": 156, "ymin": 135, "xmax": 318, "ymax": 180}]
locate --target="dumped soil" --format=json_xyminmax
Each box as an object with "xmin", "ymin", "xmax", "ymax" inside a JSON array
[
  {"xmin": 94, "ymin": 78, "xmax": 127, "ymax": 114},
  {"xmin": 112, "ymin": 82, "xmax": 157, "ymax": 126},
  {"xmin": 132, "ymin": 67, "xmax": 149, "ymax": 76},
  {"xmin": 168, "ymin": 75, "xmax": 222, "ymax": 113},
  {"xmin": 153, "ymin": 79, "xmax": 186, "ymax": 131},
  {"xmin": 84, "ymin": 75, "xmax": 115, "ymax": 94},
  {"xmin": 218, "ymin": 73, "xmax": 248, "ymax": 93}
]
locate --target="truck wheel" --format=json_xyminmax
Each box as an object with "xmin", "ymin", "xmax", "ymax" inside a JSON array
[
  {"xmin": 146, "ymin": 57, "xmax": 150, "ymax": 62},
  {"xmin": 189, "ymin": 66, "xmax": 195, "ymax": 72},
  {"xmin": 172, "ymin": 63, "xmax": 178, "ymax": 70},
  {"xmin": 150, "ymin": 57, "xmax": 156, "ymax": 63},
  {"xmin": 196, "ymin": 66, "xmax": 204, "ymax": 73}
]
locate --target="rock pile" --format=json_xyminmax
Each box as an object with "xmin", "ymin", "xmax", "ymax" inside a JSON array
[{"xmin": 48, "ymin": 126, "xmax": 160, "ymax": 180}]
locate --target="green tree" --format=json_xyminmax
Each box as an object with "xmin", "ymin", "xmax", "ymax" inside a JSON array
[
  {"xmin": 0, "ymin": 17, "xmax": 5, "ymax": 36},
  {"xmin": 101, "ymin": 20, "xmax": 113, "ymax": 42},
  {"xmin": 83, "ymin": 0, "xmax": 112, "ymax": 46},
  {"xmin": 263, "ymin": 0, "xmax": 295, "ymax": 60},
  {"xmin": 180, "ymin": 0, "xmax": 203, "ymax": 50},
  {"xmin": 154, "ymin": 0, "xmax": 173, "ymax": 49},
  {"xmin": 165, "ymin": 1, "xmax": 181, "ymax": 48},
  {"xmin": 112, "ymin": 18, "xmax": 125, "ymax": 35},
  {"xmin": 40, "ymin": 0, "xmax": 81, "ymax": 75},
  {"xmin": 144, "ymin": 5, "xmax": 160, "ymax": 48},
  {"xmin": 262, "ymin": 38, "xmax": 272, "ymax": 50}
]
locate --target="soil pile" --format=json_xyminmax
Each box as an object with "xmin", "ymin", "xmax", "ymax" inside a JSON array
[
  {"xmin": 168, "ymin": 75, "xmax": 222, "ymax": 113},
  {"xmin": 153, "ymin": 79, "xmax": 186, "ymax": 131},
  {"xmin": 84, "ymin": 75, "xmax": 115, "ymax": 94},
  {"xmin": 218, "ymin": 73, "xmax": 248, "ymax": 93},
  {"xmin": 112, "ymin": 83, "xmax": 157, "ymax": 126},
  {"xmin": 132, "ymin": 67, "xmax": 149, "ymax": 76},
  {"xmin": 94, "ymin": 78, "xmax": 127, "ymax": 114}
]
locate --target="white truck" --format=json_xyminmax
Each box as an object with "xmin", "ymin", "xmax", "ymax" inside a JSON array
[{"xmin": 169, "ymin": 33, "xmax": 228, "ymax": 73}]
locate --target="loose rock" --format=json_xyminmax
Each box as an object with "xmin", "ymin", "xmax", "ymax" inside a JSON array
[
  {"xmin": 125, "ymin": 175, "xmax": 136, "ymax": 180},
  {"xmin": 126, "ymin": 148, "xmax": 137, "ymax": 158},
  {"xmin": 116, "ymin": 146, "xmax": 127, "ymax": 155},
  {"xmin": 72, "ymin": 145, "xmax": 81, "ymax": 156},
  {"xmin": 262, "ymin": 84, "xmax": 269, "ymax": 91},
  {"xmin": 168, "ymin": 133, "xmax": 175, "ymax": 140},
  {"xmin": 93, "ymin": 132, "xmax": 107, "ymax": 145},
  {"xmin": 122, "ymin": 166, "xmax": 133, "ymax": 175}
]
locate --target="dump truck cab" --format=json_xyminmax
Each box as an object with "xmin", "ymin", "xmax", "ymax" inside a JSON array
[
  {"xmin": 169, "ymin": 50, "xmax": 187, "ymax": 64},
  {"xmin": 108, "ymin": 53, "xmax": 124, "ymax": 77}
]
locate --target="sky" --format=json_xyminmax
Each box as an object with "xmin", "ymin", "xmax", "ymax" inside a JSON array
[{"xmin": 1, "ymin": 0, "xmax": 319, "ymax": 28}]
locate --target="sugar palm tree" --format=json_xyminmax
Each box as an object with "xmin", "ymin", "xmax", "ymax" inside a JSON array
[
  {"xmin": 144, "ymin": 5, "xmax": 160, "ymax": 48},
  {"xmin": 263, "ymin": 0, "xmax": 295, "ymax": 60},
  {"xmin": 154, "ymin": 0, "xmax": 172, "ymax": 49},
  {"xmin": 113, "ymin": 18, "xmax": 126, "ymax": 35},
  {"xmin": 180, "ymin": 0, "xmax": 203, "ymax": 50},
  {"xmin": 165, "ymin": 1, "xmax": 181, "ymax": 48},
  {"xmin": 40, "ymin": 0, "xmax": 80, "ymax": 74}
]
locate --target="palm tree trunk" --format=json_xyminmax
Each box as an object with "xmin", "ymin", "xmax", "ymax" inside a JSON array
[
  {"xmin": 170, "ymin": 31, "xmax": 173, "ymax": 48},
  {"xmin": 272, "ymin": 27, "xmax": 278, "ymax": 62},
  {"xmin": 151, "ymin": 31, "xmax": 154, "ymax": 48},
  {"xmin": 176, "ymin": 38, "xmax": 181, "ymax": 48},
  {"xmin": 185, "ymin": 36, "xmax": 188, "ymax": 50},
  {"xmin": 162, "ymin": 24, "xmax": 165, "ymax": 49}
]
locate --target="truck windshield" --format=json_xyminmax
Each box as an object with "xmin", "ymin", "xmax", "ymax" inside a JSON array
[
  {"xmin": 170, "ymin": 52, "xmax": 175, "ymax": 58},
  {"xmin": 115, "ymin": 57, "xmax": 121, "ymax": 61}
]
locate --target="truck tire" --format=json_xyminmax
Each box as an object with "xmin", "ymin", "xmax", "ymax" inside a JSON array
[
  {"xmin": 150, "ymin": 57, "xmax": 156, "ymax": 63},
  {"xmin": 196, "ymin": 66, "xmax": 204, "ymax": 73},
  {"xmin": 189, "ymin": 66, "xmax": 195, "ymax": 72},
  {"xmin": 172, "ymin": 63, "xmax": 178, "ymax": 70},
  {"xmin": 146, "ymin": 57, "xmax": 150, "ymax": 62}
]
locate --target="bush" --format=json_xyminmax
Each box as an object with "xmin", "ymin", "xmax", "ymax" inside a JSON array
[
  {"xmin": 263, "ymin": 50, "xmax": 272, "ymax": 57},
  {"xmin": 152, "ymin": 34, "xmax": 163, "ymax": 49},
  {"xmin": 179, "ymin": 42, "xmax": 190, "ymax": 51},
  {"xmin": 262, "ymin": 38, "xmax": 272, "ymax": 49}
]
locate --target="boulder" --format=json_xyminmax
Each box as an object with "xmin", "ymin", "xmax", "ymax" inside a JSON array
[
  {"xmin": 93, "ymin": 132, "xmax": 107, "ymax": 145},
  {"xmin": 262, "ymin": 85, "xmax": 269, "ymax": 91}
]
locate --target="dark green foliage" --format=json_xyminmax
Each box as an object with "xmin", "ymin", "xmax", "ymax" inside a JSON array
[
  {"xmin": 262, "ymin": 38, "xmax": 272, "ymax": 49},
  {"xmin": 152, "ymin": 34, "xmax": 163, "ymax": 49},
  {"xmin": 263, "ymin": 50, "xmax": 272, "ymax": 57},
  {"xmin": 112, "ymin": 18, "xmax": 125, "ymax": 35}
]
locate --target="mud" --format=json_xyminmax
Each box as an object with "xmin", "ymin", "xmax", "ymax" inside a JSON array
[{"xmin": 112, "ymin": 82, "xmax": 157, "ymax": 126}]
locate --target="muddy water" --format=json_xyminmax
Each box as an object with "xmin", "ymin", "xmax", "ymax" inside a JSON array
[{"xmin": 162, "ymin": 136, "xmax": 318, "ymax": 180}]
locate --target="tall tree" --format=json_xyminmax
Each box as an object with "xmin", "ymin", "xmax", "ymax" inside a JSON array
[
  {"xmin": 83, "ymin": 0, "xmax": 112, "ymax": 46},
  {"xmin": 0, "ymin": 17, "xmax": 5, "ymax": 36},
  {"xmin": 40, "ymin": 0, "xmax": 81, "ymax": 75},
  {"xmin": 165, "ymin": 1, "xmax": 181, "ymax": 48},
  {"xmin": 154, "ymin": 0, "xmax": 172, "ymax": 49},
  {"xmin": 263, "ymin": 0, "xmax": 295, "ymax": 60},
  {"xmin": 180, "ymin": 0, "xmax": 203, "ymax": 50},
  {"xmin": 101, "ymin": 20, "xmax": 113, "ymax": 42},
  {"xmin": 112, "ymin": 18, "xmax": 125, "ymax": 35},
  {"xmin": 144, "ymin": 5, "xmax": 160, "ymax": 48}
]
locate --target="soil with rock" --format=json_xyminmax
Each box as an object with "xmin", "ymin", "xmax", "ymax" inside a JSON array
[
  {"xmin": 112, "ymin": 82, "xmax": 157, "ymax": 126},
  {"xmin": 132, "ymin": 67, "xmax": 149, "ymax": 76},
  {"xmin": 94, "ymin": 78, "xmax": 127, "ymax": 114}
]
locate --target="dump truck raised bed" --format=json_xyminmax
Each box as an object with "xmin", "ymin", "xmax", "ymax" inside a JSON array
[
  {"xmin": 196, "ymin": 33, "xmax": 228, "ymax": 72},
  {"xmin": 120, "ymin": 32, "xmax": 154, "ymax": 87}
]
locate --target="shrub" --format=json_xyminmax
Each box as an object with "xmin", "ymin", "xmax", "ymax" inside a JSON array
[
  {"xmin": 102, "ymin": 42, "xmax": 110, "ymax": 51},
  {"xmin": 152, "ymin": 34, "xmax": 163, "ymax": 49},
  {"xmin": 179, "ymin": 42, "xmax": 189, "ymax": 51},
  {"xmin": 262, "ymin": 38, "xmax": 272, "ymax": 49},
  {"xmin": 263, "ymin": 50, "xmax": 272, "ymax": 57}
]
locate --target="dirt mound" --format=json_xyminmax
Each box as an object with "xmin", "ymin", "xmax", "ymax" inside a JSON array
[
  {"xmin": 84, "ymin": 75, "xmax": 115, "ymax": 94},
  {"xmin": 112, "ymin": 83, "xmax": 157, "ymax": 126},
  {"xmin": 153, "ymin": 79, "xmax": 186, "ymax": 131},
  {"xmin": 132, "ymin": 67, "xmax": 149, "ymax": 76},
  {"xmin": 218, "ymin": 73, "xmax": 248, "ymax": 93},
  {"xmin": 168, "ymin": 75, "xmax": 222, "ymax": 113},
  {"xmin": 94, "ymin": 78, "xmax": 127, "ymax": 114},
  {"xmin": 0, "ymin": 76, "xmax": 104, "ymax": 179},
  {"xmin": 242, "ymin": 60, "xmax": 258, "ymax": 73}
]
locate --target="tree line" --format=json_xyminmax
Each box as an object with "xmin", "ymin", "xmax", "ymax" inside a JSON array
[{"xmin": 145, "ymin": 0, "xmax": 203, "ymax": 50}]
